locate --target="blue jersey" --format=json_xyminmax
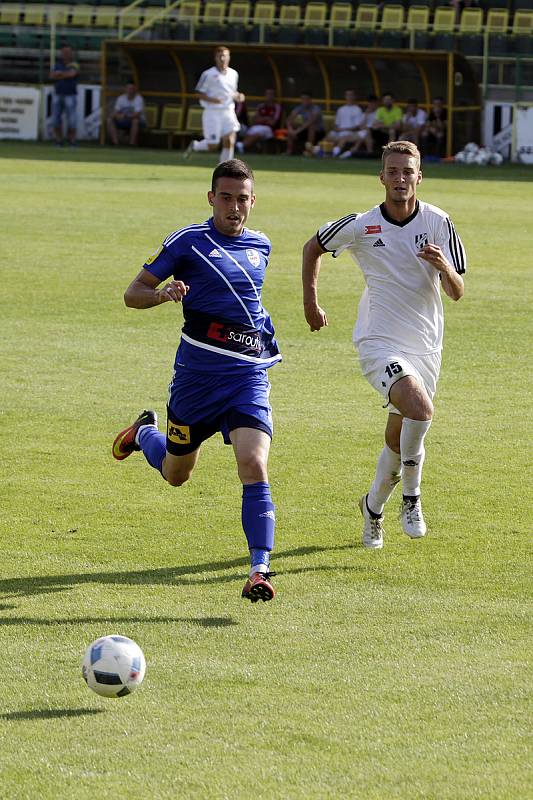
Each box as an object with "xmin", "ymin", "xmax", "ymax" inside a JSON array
[{"xmin": 144, "ymin": 218, "xmax": 281, "ymax": 374}]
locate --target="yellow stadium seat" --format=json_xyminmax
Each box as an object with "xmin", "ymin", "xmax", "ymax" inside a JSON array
[
  {"xmin": 144, "ymin": 104, "xmax": 159, "ymax": 129},
  {"xmin": 322, "ymin": 112, "xmax": 335, "ymax": 132},
  {"xmin": 227, "ymin": 1, "xmax": 250, "ymax": 24},
  {"xmin": 329, "ymin": 2, "xmax": 352, "ymax": 28},
  {"xmin": 24, "ymin": 5, "xmax": 46, "ymax": 25},
  {"xmin": 0, "ymin": 4, "xmax": 23, "ymax": 24},
  {"xmin": 48, "ymin": 5, "xmax": 69, "ymax": 26},
  {"xmin": 202, "ymin": 1, "xmax": 226, "ymax": 24},
  {"xmin": 458, "ymin": 7, "xmax": 483, "ymax": 33},
  {"xmin": 185, "ymin": 105, "xmax": 204, "ymax": 134},
  {"xmin": 512, "ymin": 9, "xmax": 533, "ymax": 35},
  {"xmin": 354, "ymin": 4, "xmax": 379, "ymax": 30},
  {"xmin": 304, "ymin": 2, "xmax": 328, "ymax": 27},
  {"xmin": 406, "ymin": 5, "xmax": 430, "ymax": 32},
  {"xmin": 69, "ymin": 6, "xmax": 94, "ymax": 27},
  {"xmin": 94, "ymin": 6, "xmax": 118, "ymax": 28},
  {"xmin": 380, "ymin": 4, "xmax": 405, "ymax": 31},
  {"xmin": 432, "ymin": 7, "xmax": 456, "ymax": 32},
  {"xmin": 279, "ymin": 4, "xmax": 301, "ymax": 26},
  {"xmin": 485, "ymin": 8, "xmax": 509, "ymax": 32},
  {"xmin": 252, "ymin": 1, "xmax": 275, "ymax": 25},
  {"xmin": 176, "ymin": 0, "xmax": 202, "ymax": 21},
  {"xmin": 120, "ymin": 8, "xmax": 142, "ymax": 29}
]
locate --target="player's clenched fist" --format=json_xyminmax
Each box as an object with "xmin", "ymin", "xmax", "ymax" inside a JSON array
[{"xmin": 157, "ymin": 280, "xmax": 189, "ymax": 303}]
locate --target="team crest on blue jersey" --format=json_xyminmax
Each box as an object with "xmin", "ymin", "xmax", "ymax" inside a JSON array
[
  {"xmin": 415, "ymin": 233, "xmax": 429, "ymax": 249},
  {"xmin": 246, "ymin": 249, "xmax": 261, "ymax": 267}
]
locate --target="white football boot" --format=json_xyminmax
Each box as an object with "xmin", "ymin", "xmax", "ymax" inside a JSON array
[
  {"xmin": 359, "ymin": 495, "xmax": 384, "ymax": 549},
  {"xmin": 400, "ymin": 496, "xmax": 427, "ymax": 538}
]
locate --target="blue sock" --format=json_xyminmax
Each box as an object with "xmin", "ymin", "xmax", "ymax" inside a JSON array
[
  {"xmin": 137, "ymin": 426, "xmax": 166, "ymax": 475},
  {"xmin": 242, "ymin": 482, "xmax": 275, "ymax": 573}
]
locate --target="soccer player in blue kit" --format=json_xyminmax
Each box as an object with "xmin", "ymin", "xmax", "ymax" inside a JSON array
[{"xmin": 112, "ymin": 160, "xmax": 281, "ymax": 602}]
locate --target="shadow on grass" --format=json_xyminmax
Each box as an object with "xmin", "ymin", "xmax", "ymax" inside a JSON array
[
  {"xmin": 2, "ymin": 142, "xmax": 531, "ymax": 182},
  {"xmin": 0, "ymin": 708, "xmax": 105, "ymax": 722},
  {"xmin": 0, "ymin": 544, "xmax": 357, "ymax": 599},
  {"xmin": 0, "ymin": 615, "xmax": 237, "ymax": 627}
]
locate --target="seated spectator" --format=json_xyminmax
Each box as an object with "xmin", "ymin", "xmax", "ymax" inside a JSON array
[
  {"xmin": 107, "ymin": 81, "xmax": 146, "ymax": 146},
  {"xmin": 239, "ymin": 89, "xmax": 281, "ymax": 152},
  {"xmin": 398, "ymin": 98, "xmax": 427, "ymax": 146},
  {"xmin": 371, "ymin": 92, "xmax": 403, "ymax": 149},
  {"xmin": 338, "ymin": 95, "xmax": 380, "ymax": 159},
  {"xmin": 285, "ymin": 92, "xmax": 325, "ymax": 156},
  {"xmin": 420, "ymin": 96, "xmax": 447, "ymax": 157},
  {"xmin": 306, "ymin": 89, "xmax": 364, "ymax": 157}
]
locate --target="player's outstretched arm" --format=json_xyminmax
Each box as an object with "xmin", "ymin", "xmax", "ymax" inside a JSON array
[
  {"xmin": 417, "ymin": 244, "xmax": 464, "ymax": 301},
  {"xmin": 124, "ymin": 268, "xmax": 189, "ymax": 309},
  {"xmin": 302, "ymin": 235, "xmax": 328, "ymax": 331}
]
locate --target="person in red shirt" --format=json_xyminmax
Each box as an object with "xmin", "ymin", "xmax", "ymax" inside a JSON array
[{"xmin": 240, "ymin": 89, "xmax": 282, "ymax": 152}]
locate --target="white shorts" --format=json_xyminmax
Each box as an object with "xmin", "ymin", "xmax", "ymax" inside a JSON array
[
  {"xmin": 203, "ymin": 108, "xmax": 240, "ymax": 144},
  {"xmin": 357, "ymin": 340, "xmax": 441, "ymax": 415},
  {"xmin": 246, "ymin": 124, "xmax": 273, "ymax": 140}
]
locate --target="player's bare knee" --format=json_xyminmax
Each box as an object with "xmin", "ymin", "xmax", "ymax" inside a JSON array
[
  {"xmin": 165, "ymin": 470, "xmax": 191, "ymax": 487},
  {"xmin": 237, "ymin": 454, "xmax": 268, "ymax": 484}
]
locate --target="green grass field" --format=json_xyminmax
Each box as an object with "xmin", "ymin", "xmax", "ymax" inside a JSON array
[{"xmin": 1, "ymin": 143, "xmax": 532, "ymax": 800}]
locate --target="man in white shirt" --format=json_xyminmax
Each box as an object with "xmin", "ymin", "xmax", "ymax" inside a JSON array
[
  {"xmin": 398, "ymin": 98, "xmax": 427, "ymax": 147},
  {"xmin": 107, "ymin": 81, "xmax": 145, "ymax": 146},
  {"xmin": 307, "ymin": 89, "xmax": 364, "ymax": 157},
  {"xmin": 301, "ymin": 141, "xmax": 466, "ymax": 548},
  {"xmin": 184, "ymin": 46, "xmax": 244, "ymax": 163}
]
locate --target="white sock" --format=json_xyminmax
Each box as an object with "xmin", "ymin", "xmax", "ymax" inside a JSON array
[
  {"xmin": 193, "ymin": 139, "xmax": 209, "ymax": 152},
  {"xmin": 219, "ymin": 145, "xmax": 234, "ymax": 162},
  {"xmin": 367, "ymin": 445, "xmax": 402, "ymax": 515},
  {"xmin": 332, "ymin": 146, "xmax": 340, "ymax": 157},
  {"xmin": 400, "ymin": 418, "xmax": 432, "ymax": 496}
]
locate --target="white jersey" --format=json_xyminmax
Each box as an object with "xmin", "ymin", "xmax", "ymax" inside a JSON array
[
  {"xmin": 317, "ymin": 200, "xmax": 466, "ymax": 355},
  {"xmin": 335, "ymin": 104, "xmax": 364, "ymax": 131},
  {"xmin": 196, "ymin": 66, "xmax": 239, "ymax": 110}
]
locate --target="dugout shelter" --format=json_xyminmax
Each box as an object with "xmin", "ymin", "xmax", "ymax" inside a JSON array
[{"xmin": 101, "ymin": 42, "xmax": 481, "ymax": 155}]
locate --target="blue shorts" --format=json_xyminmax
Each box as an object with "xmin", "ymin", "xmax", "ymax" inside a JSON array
[
  {"xmin": 166, "ymin": 367, "xmax": 273, "ymax": 455},
  {"xmin": 52, "ymin": 94, "xmax": 77, "ymax": 130},
  {"xmin": 115, "ymin": 117, "xmax": 146, "ymax": 131}
]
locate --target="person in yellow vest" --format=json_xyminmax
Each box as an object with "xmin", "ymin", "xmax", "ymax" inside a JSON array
[{"xmin": 372, "ymin": 92, "xmax": 403, "ymax": 149}]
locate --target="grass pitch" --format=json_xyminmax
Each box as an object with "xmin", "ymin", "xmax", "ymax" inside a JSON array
[{"xmin": 1, "ymin": 143, "xmax": 532, "ymax": 799}]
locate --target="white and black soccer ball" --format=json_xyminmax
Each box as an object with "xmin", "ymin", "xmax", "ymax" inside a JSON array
[
  {"xmin": 464, "ymin": 141, "xmax": 479, "ymax": 154},
  {"xmin": 474, "ymin": 148, "xmax": 491, "ymax": 166},
  {"xmin": 490, "ymin": 151, "xmax": 504, "ymax": 166},
  {"xmin": 82, "ymin": 635, "xmax": 146, "ymax": 698},
  {"xmin": 454, "ymin": 150, "xmax": 467, "ymax": 163}
]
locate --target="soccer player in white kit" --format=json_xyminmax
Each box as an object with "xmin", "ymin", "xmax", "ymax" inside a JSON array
[
  {"xmin": 301, "ymin": 141, "xmax": 466, "ymax": 548},
  {"xmin": 184, "ymin": 46, "xmax": 244, "ymax": 163}
]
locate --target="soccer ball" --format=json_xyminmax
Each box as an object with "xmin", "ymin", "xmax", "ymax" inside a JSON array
[
  {"xmin": 82, "ymin": 635, "xmax": 146, "ymax": 698},
  {"xmin": 474, "ymin": 148, "xmax": 491, "ymax": 166},
  {"xmin": 454, "ymin": 150, "xmax": 467, "ymax": 163},
  {"xmin": 464, "ymin": 141, "xmax": 479, "ymax": 154},
  {"xmin": 490, "ymin": 151, "xmax": 504, "ymax": 166}
]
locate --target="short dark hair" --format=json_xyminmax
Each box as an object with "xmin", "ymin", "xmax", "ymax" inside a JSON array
[{"xmin": 211, "ymin": 159, "xmax": 254, "ymax": 192}]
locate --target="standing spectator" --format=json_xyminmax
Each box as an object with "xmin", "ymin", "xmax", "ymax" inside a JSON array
[
  {"xmin": 420, "ymin": 97, "xmax": 447, "ymax": 158},
  {"xmin": 184, "ymin": 45, "xmax": 244, "ymax": 163},
  {"xmin": 338, "ymin": 94, "xmax": 380, "ymax": 159},
  {"xmin": 285, "ymin": 92, "xmax": 325, "ymax": 156},
  {"xmin": 107, "ymin": 81, "xmax": 146, "ymax": 146},
  {"xmin": 398, "ymin": 99, "xmax": 427, "ymax": 147},
  {"xmin": 239, "ymin": 89, "xmax": 281, "ymax": 152},
  {"xmin": 372, "ymin": 92, "xmax": 403, "ymax": 149},
  {"xmin": 49, "ymin": 44, "xmax": 79, "ymax": 147},
  {"xmin": 307, "ymin": 89, "xmax": 364, "ymax": 157}
]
